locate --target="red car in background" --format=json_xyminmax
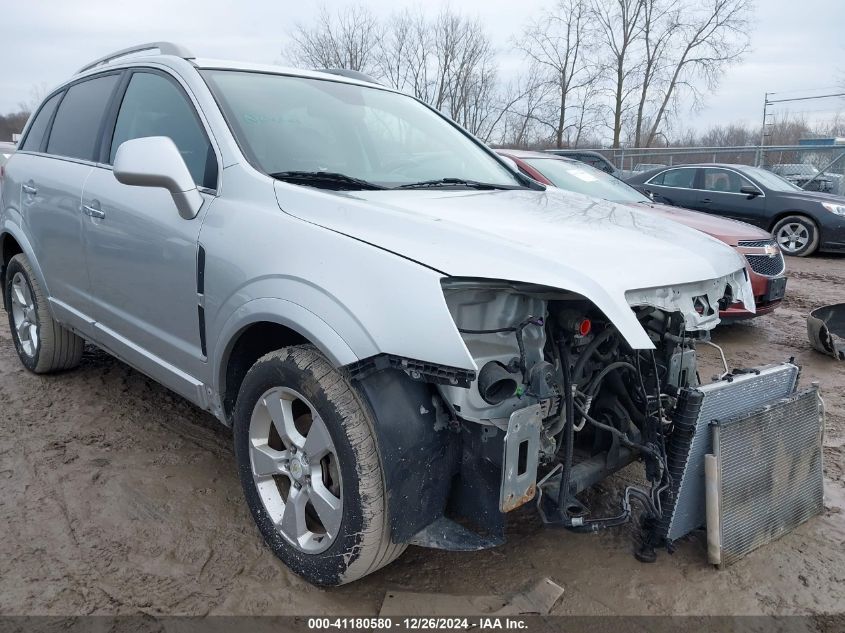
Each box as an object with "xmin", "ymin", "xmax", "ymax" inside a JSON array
[{"xmin": 497, "ymin": 149, "xmax": 786, "ymax": 319}]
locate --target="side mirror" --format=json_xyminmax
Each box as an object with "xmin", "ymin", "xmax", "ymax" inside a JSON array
[
  {"xmin": 740, "ymin": 185, "xmax": 762, "ymax": 198},
  {"xmin": 113, "ymin": 136, "xmax": 204, "ymax": 220}
]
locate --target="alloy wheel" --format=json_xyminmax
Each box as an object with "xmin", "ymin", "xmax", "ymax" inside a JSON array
[
  {"xmin": 248, "ymin": 387, "xmax": 343, "ymax": 554},
  {"xmin": 776, "ymin": 222, "xmax": 810, "ymax": 254},
  {"xmin": 9, "ymin": 272, "xmax": 39, "ymax": 358}
]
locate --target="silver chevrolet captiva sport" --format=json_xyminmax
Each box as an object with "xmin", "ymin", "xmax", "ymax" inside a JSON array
[{"xmin": 1, "ymin": 43, "xmax": 758, "ymax": 585}]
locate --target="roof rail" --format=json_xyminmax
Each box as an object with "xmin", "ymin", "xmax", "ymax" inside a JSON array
[
  {"xmin": 321, "ymin": 68, "xmax": 381, "ymax": 85},
  {"xmin": 77, "ymin": 41, "xmax": 194, "ymax": 74}
]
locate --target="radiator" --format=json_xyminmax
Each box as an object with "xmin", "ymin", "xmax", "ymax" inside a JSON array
[
  {"xmin": 658, "ymin": 363, "xmax": 800, "ymax": 543},
  {"xmin": 706, "ymin": 387, "xmax": 824, "ymax": 566}
]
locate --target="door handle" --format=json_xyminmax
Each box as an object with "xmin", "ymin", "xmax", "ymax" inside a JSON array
[
  {"xmin": 22, "ymin": 184, "xmax": 38, "ymax": 195},
  {"xmin": 700, "ymin": 198, "xmax": 712, "ymax": 203},
  {"xmin": 82, "ymin": 204, "xmax": 106, "ymax": 219}
]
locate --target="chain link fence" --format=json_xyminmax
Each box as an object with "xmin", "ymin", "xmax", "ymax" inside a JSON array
[{"xmin": 589, "ymin": 143, "xmax": 845, "ymax": 195}]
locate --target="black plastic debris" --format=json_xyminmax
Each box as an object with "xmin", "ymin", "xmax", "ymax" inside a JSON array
[{"xmin": 807, "ymin": 303, "xmax": 845, "ymax": 360}]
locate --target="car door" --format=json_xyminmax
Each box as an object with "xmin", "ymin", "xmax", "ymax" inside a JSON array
[
  {"xmin": 641, "ymin": 167, "xmax": 700, "ymax": 208},
  {"xmin": 695, "ymin": 167, "xmax": 767, "ymax": 226},
  {"xmin": 17, "ymin": 75, "xmax": 122, "ymax": 325},
  {"xmin": 80, "ymin": 69, "xmax": 219, "ymax": 390}
]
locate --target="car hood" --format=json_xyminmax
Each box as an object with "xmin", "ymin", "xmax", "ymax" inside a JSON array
[
  {"xmin": 628, "ymin": 201, "xmax": 771, "ymax": 246},
  {"xmin": 274, "ymin": 184, "xmax": 752, "ymax": 348},
  {"xmin": 780, "ymin": 190, "xmax": 845, "ymax": 204}
]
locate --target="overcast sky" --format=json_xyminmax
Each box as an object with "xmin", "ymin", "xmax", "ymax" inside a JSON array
[{"xmin": 2, "ymin": 0, "xmax": 843, "ymax": 136}]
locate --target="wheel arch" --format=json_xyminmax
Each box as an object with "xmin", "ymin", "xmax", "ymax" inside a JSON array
[
  {"xmin": 768, "ymin": 210, "xmax": 820, "ymax": 232},
  {"xmin": 212, "ymin": 298, "xmax": 359, "ymax": 424},
  {"xmin": 1, "ymin": 226, "xmax": 44, "ymax": 313}
]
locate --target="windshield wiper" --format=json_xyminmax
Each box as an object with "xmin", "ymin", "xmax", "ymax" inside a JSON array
[
  {"xmin": 395, "ymin": 177, "xmax": 518, "ymax": 190},
  {"xmin": 270, "ymin": 171, "xmax": 385, "ymax": 191}
]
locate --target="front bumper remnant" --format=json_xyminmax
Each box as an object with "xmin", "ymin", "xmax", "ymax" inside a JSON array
[{"xmin": 808, "ymin": 303, "xmax": 845, "ymax": 360}]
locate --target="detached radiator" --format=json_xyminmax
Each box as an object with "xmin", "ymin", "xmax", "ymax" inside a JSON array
[
  {"xmin": 658, "ymin": 363, "xmax": 800, "ymax": 543},
  {"xmin": 706, "ymin": 387, "xmax": 824, "ymax": 566}
]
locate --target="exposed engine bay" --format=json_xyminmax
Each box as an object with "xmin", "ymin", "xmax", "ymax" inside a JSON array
[
  {"xmin": 427, "ymin": 276, "xmax": 818, "ymax": 561},
  {"xmin": 352, "ymin": 276, "xmax": 822, "ymax": 565}
]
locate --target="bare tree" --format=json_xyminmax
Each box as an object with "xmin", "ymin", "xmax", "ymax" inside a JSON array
[
  {"xmin": 373, "ymin": 8, "xmax": 502, "ymax": 138},
  {"xmin": 491, "ymin": 65, "xmax": 554, "ymax": 147},
  {"xmin": 16, "ymin": 82, "xmax": 51, "ymax": 116},
  {"xmin": 640, "ymin": 0, "xmax": 752, "ymax": 147},
  {"xmin": 569, "ymin": 79, "xmax": 605, "ymax": 146},
  {"xmin": 0, "ymin": 111, "xmax": 30, "ymax": 141},
  {"xmin": 376, "ymin": 10, "xmax": 430, "ymax": 94},
  {"xmin": 287, "ymin": 4, "xmax": 382, "ymax": 73},
  {"xmin": 592, "ymin": 0, "xmax": 647, "ymax": 148},
  {"xmin": 631, "ymin": 0, "xmax": 680, "ymax": 146},
  {"xmin": 516, "ymin": 0, "xmax": 598, "ymax": 147},
  {"xmin": 289, "ymin": 6, "xmax": 501, "ymax": 139},
  {"xmin": 283, "ymin": 0, "xmax": 755, "ymax": 148},
  {"xmin": 428, "ymin": 10, "xmax": 499, "ymax": 135}
]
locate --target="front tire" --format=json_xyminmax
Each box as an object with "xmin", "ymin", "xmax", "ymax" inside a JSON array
[
  {"xmin": 772, "ymin": 215, "xmax": 819, "ymax": 256},
  {"xmin": 233, "ymin": 345, "xmax": 405, "ymax": 586},
  {"xmin": 4, "ymin": 254, "xmax": 84, "ymax": 373}
]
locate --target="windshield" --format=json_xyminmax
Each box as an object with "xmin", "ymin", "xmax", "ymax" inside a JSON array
[
  {"xmin": 523, "ymin": 157, "xmax": 649, "ymax": 203},
  {"xmin": 743, "ymin": 166, "xmax": 802, "ymax": 192},
  {"xmin": 201, "ymin": 70, "xmax": 521, "ymax": 189}
]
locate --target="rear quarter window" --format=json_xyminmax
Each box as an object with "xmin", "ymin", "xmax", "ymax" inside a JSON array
[{"xmin": 20, "ymin": 92, "xmax": 63, "ymax": 153}]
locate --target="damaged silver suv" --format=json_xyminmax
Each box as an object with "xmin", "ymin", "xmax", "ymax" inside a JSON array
[{"xmin": 3, "ymin": 43, "xmax": 782, "ymax": 585}]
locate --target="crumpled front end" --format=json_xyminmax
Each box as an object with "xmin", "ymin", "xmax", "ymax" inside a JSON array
[
  {"xmin": 362, "ymin": 265, "xmax": 820, "ymax": 568},
  {"xmin": 625, "ymin": 266, "xmax": 755, "ymax": 332}
]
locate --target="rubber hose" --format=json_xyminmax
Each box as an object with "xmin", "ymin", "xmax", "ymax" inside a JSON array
[
  {"xmin": 585, "ymin": 361, "xmax": 638, "ymax": 397},
  {"xmin": 572, "ymin": 327, "xmax": 615, "ymax": 385}
]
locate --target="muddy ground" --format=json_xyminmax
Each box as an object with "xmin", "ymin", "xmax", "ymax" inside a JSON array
[{"xmin": 0, "ymin": 255, "xmax": 843, "ymax": 617}]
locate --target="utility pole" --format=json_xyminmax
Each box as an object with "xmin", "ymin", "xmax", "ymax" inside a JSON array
[
  {"xmin": 757, "ymin": 89, "xmax": 845, "ymax": 167},
  {"xmin": 757, "ymin": 92, "xmax": 770, "ymax": 167}
]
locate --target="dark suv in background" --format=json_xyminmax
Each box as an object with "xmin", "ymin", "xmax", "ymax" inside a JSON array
[
  {"xmin": 543, "ymin": 149, "xmax": 621, "ymax": 178},
  {"xmin": 764, "ymin": 163, "xmax": 839, "ymax": 194},
  {"xmin": 627, "ymin": 163, "xmax": 845, "ymax": 256}
]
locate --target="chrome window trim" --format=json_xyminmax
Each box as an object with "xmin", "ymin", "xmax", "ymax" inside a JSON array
[
  {"xmin": 645, "ymin": 166, "xmax": 767, "ymax": 198},
  {"xmin": 11, "ymin": 151, "xmax": 99, "ymax": 169}
]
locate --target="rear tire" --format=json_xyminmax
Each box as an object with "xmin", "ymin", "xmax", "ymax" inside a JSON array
[
  {"xmin": 4, "ymin": 254, "xmax": 83, "ymax": 373},
  {"xmin": 233, "ymin": 345, "xmax": 405, "ymax": 586},
  {"xmin": 772, "ymin": 215, "xmax": 819, "ymax": 257}
]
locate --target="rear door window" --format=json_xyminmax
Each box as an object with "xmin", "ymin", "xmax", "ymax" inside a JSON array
[
  {"xmin": 20, "ymin": 92, "xmax": 63, "ymax": 153},
  {"xmin": 651, "ymin": 168, "xmax": 696, "ymax": 188},
  {"xmin": 47, "ymin": 74, "xmax": 120, "ymax": 161}
]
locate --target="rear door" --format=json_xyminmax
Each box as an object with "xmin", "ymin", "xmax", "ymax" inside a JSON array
[
  {"xmin": 80, "ymin": 69, "xmax": 219, "ymax": 389},
  {"xmin": 695, "ymin": 167, "xmax": 767, "ymax": 226},
  {"xmin": 641, "ymin": 167, "xmax": 700, "ymax": 209},
  {"xmin": 15, "ymin": 74, "xmax": 121, "ymax": 323}
]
